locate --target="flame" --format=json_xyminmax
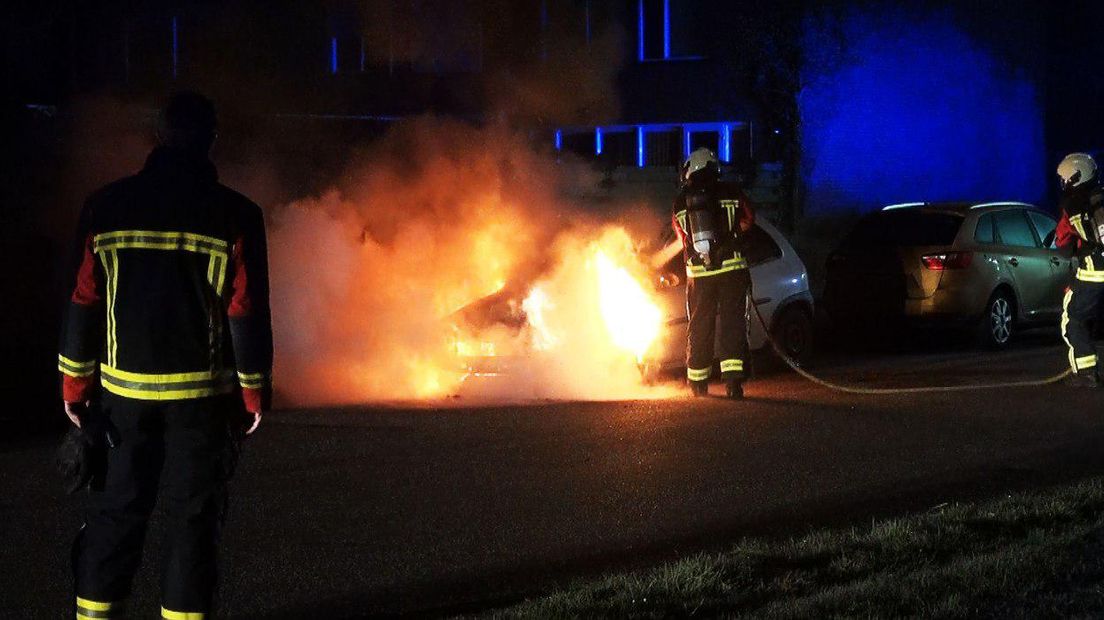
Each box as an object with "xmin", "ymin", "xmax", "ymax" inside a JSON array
[
  {"xmin": 522, "ymin": 286, "xmax": 560, "ymax": 351},
  {"xmin": 593, "ymin": 249, "xmax": 663, "ymax": 362}
]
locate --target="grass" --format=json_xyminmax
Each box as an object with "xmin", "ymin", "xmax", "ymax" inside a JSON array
[{"xmin": 491, "ymin": 479, "xmax": 1104, "ymax": 618}]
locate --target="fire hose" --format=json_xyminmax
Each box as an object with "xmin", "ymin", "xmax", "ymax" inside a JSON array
[{"xmin": 746, "ymin": 282, "xmax": 1072, "ymax": 395}]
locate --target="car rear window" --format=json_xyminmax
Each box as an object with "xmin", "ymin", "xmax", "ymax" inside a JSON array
[
  {"xmin": 844, "ymin": 211, "xmax": 963, "ymax": 247},
  {"xmin": 993, "ymin": 209, "xmax": 1038, "ymax": 248},
  {"xmin": 975, "ymin": 214, "xmax": 996, "ymax": 244}
]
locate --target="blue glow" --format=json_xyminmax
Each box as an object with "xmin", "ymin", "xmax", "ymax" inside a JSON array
[
  {"xmin": 330, "ymin": 37, "xmax": 338, "ymax": 74},
  {"xmin": 171, "ymin": 17, "xmax": 178, "ymax": 78},
  {"xmin": 637, "ymin": 1, "xmax": 645, "ymax": 62},
  {"xmin": 637, "ymin": 126, "xmax": 645, "ymax": 167},
  {"xmin": 800, "ymin": 7, "xmax": 1045, "ymax": 215},
  {"xmin": 683, "ymin": 128, "xmax": 691, "ymax": 159},
  {"xmin": 554, "ymin": 130, "xmax": 562, "ymax": 150},
  {"xmin": 595, "ymin": 127, "xmax": 603, "ymax": 155},
  {"xmin": 585, "ymin": 0, "xmax": 591, "ymax": 45},
  {"xmin": 721, "ymin": 124, "xmax": 731, "ymax": 162},
  {"xmin": 662, "ymin": 0, "xmax": 671, "ymax": 59}
]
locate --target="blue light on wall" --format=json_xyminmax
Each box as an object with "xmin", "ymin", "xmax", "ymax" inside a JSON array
[
  {"xmin": 330, "ymin": 37, "xmax": 338, "ymax": 74},
  {"xmin": 595, "ymin": 127, "xmax": 603, "ymax": 155},
  {"xmin": 554, "ymin": 130, "xmax": 562, "ymax": 151},
  {"xmin": 637, "ymin": 126, "xmax": 645, "ymax": 167},
  {"xmin": 662, "ymin": 0, "xmax": 671, "ymax": 59},
  {"xmin": 721, "ymin": 124, "xmax": 731, "ymax": 162},
  {"xmin": 800, "ymin": 7, "xmax": 1046, "ymax": 215},
  {"xmin": 637, "ymin": 1, "xmax": 645, "ymax": 62},
  {"xmin": 171, "ymin": 17, "xmax": 179, "ymax": 79},
  {"xmin": 683, "ymin": 128, "xmax": 691, "ymax": 159}
]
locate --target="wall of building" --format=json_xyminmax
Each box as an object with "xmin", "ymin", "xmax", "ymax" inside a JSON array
[{"xmin": 798, "ymin": 3, "xmax": 1048, "ymax": 216}]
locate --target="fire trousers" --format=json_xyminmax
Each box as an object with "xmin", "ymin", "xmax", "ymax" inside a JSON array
[
  {"xmin": 686, "ymin": 268, "xmax": 750, "ymax": 383},
  {"xmin": 73, "ymin": 394, "xmax": 241, "ymax": 619},
  {"xmin": 1061, "ymin": 278, "xmax": 1104, "ymax": 375}
]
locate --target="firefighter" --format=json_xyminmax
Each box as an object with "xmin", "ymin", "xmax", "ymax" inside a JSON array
[
  {"xmin": 59, "ymin": 92, "xmax": 273, "ymax": 618},
  {"xmin": 1056, "ymin": 152, "xmax": 1104, "ymax": 387},
  {"xmin": 672, "ymin": 148, "xmax": 755, "ymax": 398}
]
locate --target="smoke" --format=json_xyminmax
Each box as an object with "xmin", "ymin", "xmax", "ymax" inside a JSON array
[{"xmin": 268, "ymin": 117, "xmax": 673, "ymax": 405}]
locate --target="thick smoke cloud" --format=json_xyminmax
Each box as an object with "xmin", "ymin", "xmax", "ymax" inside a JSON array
[{"xmin": 268, "ymin": 118, "xmax": 670, "ymax": 405}]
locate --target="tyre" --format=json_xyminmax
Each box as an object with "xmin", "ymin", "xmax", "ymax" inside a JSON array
[
  {"xmin": 772, "ymin": 305, "xmax": 815, "ymax": 367},
  {"xmin": 979, "ymin": 290, "xmax": 1015, "ymax": 349}
]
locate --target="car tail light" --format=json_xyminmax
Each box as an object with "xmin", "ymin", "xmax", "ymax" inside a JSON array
[{"xmin": 921, "ymin": 251, "xmax": 973, "ymax": 270}]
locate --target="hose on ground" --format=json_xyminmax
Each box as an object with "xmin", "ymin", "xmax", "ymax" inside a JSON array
[{"xmin": 748, "ymin": 286, "xmax": 1072, "ymax": 395}]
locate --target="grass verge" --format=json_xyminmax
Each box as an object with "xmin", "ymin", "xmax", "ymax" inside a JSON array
[{"xmin": 492, "ymin": 479, "xmax": 1104, "ymax": 618}]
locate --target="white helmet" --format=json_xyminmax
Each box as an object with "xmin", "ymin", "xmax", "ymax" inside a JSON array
[
  {"xmin": 1057, "ymin": 153, "xmax": 1098, "ymax": 190},
  {"xmin": 681, "ymin": 148, "xmax": 720, "ymax": 185}
]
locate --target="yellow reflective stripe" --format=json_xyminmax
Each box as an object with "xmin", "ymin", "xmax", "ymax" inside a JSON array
[
  {"xmin": 720, "ymin": 359, "xmax": 744, "ymax": 373},
  {"xmin": 721, "ymin": 200, "xmax": 737, "ymax": 230},
  {"xmin": 237, "ymin": 371, "xmax": 270, "ymax": 389},
  {"xmin": 1076, "ymin": 355, "xmax": 1097, "ymax": 370},
  {"xmin": 100, "ymin": 365, "xmax": 236, "ymax": 401},
  {"xmin": 1076, "ymin": 268, "xmax": 1104, "ymax": 282},
  {"xmin": 1089, "ymin": 256, "xmax": 1097, "ymax": 272},
  {"xmin": 1061, "ymin": 288, "xmax": 1076, "ymax": 372},
  {"xmin": 687, "ymin": 366, "xmax": 712, "ymax": 381},
  {"xmin": 59, "ymin": 355, "xmax": 97, "ymax": 377},
  {"xmin": 76, "ymin": 598, "xmax": 118, "ymax": 612},
  {"xmin": 98, "ymin": 250, "xmax": 119, "ymax": 367},
  {"xmin": 675, "ymin": 210, "xmax": 688, "ymax": 232},
  {"xmin": 721, "ymin": 255, "xmax": 747, "ymax": 268},
  {"xmin": 687, "ymin": 265, "xmax": 737, "ymax": 278},
  {"xmin": 161, "ymin": 608, "xmax": 205, "ymax": 620},
  {"xmin": 95, "ymin": 229, "xmax": 227, "ymax": 249},
  {"xmin": 1071, "ymin": 217, "xmax": 1089, "ymax": 242}
]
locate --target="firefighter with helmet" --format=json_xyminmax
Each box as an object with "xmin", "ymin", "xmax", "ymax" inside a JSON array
[
  {"xmin": 672, "ymin": 147, "xmax": 755, "ymax": 398},
  {"xmin": 1056, "ymin": 152, "xmax": 1104, "ymax": 386}
]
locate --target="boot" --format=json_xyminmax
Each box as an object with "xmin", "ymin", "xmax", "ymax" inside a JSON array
[
  {"xmin": 1065, "ymin": 372, "xmax": 1102, "ymax": 388},
  {"xmin": 689, "ymin": 380, "xmax": 709, "ymax": 397},
  {"xmin": 725, "ymin": 377, "xmax": 744, "ymax": 400}
]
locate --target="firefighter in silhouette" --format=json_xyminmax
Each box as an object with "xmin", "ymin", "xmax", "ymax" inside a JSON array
[
  {"xmin": 1055, "ymin": 152, "xmax": 1104, "ymax": 386},
  {"xmin": 672, "ymin": 148, "xmax": 755, "ymax": 398},
  {"xmin": 59, "ymin": 92, "xmax": 273, "ymax": 617}
]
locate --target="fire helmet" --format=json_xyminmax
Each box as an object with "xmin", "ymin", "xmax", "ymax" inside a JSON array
[
  {"xmin": 681, "ymin": 148, "xmax": 720, "ymax": 186},
  {"xmin": 1057, "ymin": 153, "xmax": 1098, "ymax": 191}
]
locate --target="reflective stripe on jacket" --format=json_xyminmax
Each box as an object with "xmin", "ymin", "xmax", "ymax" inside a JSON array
[{"xmin": 59, "ymin": 147, "xmax": 273, "ymax": 412}]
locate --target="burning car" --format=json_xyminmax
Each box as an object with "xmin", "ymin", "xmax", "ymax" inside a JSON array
[{"xmin": 449, "ymin": 220, "xmax": 813, "ymax": 387}]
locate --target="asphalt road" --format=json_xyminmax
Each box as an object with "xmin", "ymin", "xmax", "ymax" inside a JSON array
[{"xmin": 5, "ymin": 332, "xmax": 1104, "ymax": 617}]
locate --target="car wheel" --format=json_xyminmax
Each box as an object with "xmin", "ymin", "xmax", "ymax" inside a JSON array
[
  {"xmin": 980, "ymin": 290, "xmax": 1015, "ymax": 349},
  {"xmin": 772, "ymin": 305, "xmax": 815, "ymax": 367}
]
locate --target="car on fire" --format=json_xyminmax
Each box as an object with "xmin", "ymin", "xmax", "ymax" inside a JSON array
[
  {"xmin": 823, "ymin": 201, "xmax": 1075, "ymax": 348},
  {"xmin": 451, "ymin": 219, "xmax": 815, "ymax": 380}
]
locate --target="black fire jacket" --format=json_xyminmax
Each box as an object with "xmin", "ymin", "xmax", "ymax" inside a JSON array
[{"xmin": 59, "ymin": 147, "xmax": 273, "ymax": 412}]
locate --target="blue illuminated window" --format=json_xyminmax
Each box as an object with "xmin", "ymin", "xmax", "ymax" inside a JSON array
[
  {"xmin": 555, "ymin": 130, "xmax": 562, "ymax": 151},
  {"xmin": 637, "ymin": 127, "xmax": 645, "ymax": 167},
  {"xmin": 330, "ymin": 37, "xmax": 338, "ymax": 74},
  {"xmin": 595, "ymin": 128, "xmax": 603, "ymax": 155}
]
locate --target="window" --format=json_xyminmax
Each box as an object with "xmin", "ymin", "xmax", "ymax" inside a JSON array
[
  {"xmin": 743, "ymin": 224, "xmax": 782, "ymax": 266},
  {"xmin": 1026, "ymin": 211, "xmax": 1058, "ymax": 249},
  {"xmin": 993, "ymin": 209, "xmax": 1038, "ymax": 248},
  {"xmin": 974, "ymin": 214, "xmax": 996, "ymax": 244}
]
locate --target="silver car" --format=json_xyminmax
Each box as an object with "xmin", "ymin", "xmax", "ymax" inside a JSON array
[{"xmin": 824, "ymin": 202, "xmax": 1074, "ymax": 347}]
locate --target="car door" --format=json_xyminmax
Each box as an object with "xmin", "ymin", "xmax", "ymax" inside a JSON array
[
  {"xmin": 991, "ymin": 207, "xmax": 1057, "ymax": 320},
  {"xmin": 1025, "ymin": 209, "xmax": 1075, "ymax": 318}
]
